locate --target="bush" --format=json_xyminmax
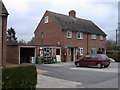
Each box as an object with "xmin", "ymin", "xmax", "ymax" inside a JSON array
[
  {"xmin": 107, "ymin": 54, "xmax": 120, "ymax": 62},
  {"xmin": 106, "ymin": 51, "xmax": 114, "ymax": 54},
  {"xmin": 2, "ymin": 65, "xmax": 37, "ymax": 89},
  {"xmin": 97, "ymin": 50, "xmax": 104, "ymax": 54},
  {"xmin": 36, "ymin": 56, "xmax": 42, "ymax": 64}
]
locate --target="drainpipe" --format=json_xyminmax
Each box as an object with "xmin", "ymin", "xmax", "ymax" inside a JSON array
[{"xmin": 87, "ymin": 34, "xmax": 89, "ymax": 54}]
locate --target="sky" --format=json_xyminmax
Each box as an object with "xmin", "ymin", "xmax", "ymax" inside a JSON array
[{"xmin": 2, "ymin": 0, "xmax": 119, "ymax": 42}]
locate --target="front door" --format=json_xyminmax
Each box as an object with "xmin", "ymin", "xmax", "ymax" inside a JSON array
[{"xmin": 71, "ymin": 48, "xmax": 74, "ymax": 61}]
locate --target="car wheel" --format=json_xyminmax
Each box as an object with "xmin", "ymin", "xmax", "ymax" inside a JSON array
[
  {"xmin": 104, "ymin": 65, "xmax": 109, "ymax": 68},
  {"xmin": 97, "ymin": 63, "xmax": 102, "ymax": 68},
  {"xmin": 76, "ymin": 62, "xmax": 80, "ymax": 67}
]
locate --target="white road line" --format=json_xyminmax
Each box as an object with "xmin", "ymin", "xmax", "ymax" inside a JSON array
[{"xmin": 70, "ymin": 67, "xmax": 118, "ymax": 73}]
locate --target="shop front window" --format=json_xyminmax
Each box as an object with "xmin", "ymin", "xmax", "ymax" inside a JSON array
[{"xmin": 44, "ymin": 48, "xmax": 53, "ymax": 57}]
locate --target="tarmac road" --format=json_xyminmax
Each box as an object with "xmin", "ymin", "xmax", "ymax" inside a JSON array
[{"xmin": 36, "ymin": 62, "xmax": 119, "ymax": 88}]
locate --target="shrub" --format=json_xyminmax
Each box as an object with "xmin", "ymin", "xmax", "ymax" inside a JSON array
[
  {"xmin": 107, "ymin": 54, "xmax": 120, "ymax": 62},
  {"xmin": 2, "ymin": 65, "xmax": 37, "ymax": 89},
  {"xmin": 106, "ymin": 51, "xmax": 114, "ymax": 54},
  {"xmin": 36, "ymin": 56, "xmax": 42, "ymax": 64},
  {"xmin": 77, "ymin": 53, "xmax": 82, "ymax": 59},
  {"xmin": 97, "ymin": 50, "xmax": 104, "ymax": 54}
]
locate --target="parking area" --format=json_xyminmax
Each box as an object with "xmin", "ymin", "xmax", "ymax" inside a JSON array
[{"xmin": 36, "ymin": 62, "xmax": 119, "ymax": 88}]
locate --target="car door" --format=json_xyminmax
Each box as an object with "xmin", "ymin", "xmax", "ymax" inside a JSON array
[
  {"xmin": 81, "ymin": 55, "xmax": 91, "ymax": 66},
  {"xmin": 89, "ymin": 55, "xmax": 98, "ymax": 66}
]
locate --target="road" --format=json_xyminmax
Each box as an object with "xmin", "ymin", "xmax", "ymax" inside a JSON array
[{"xmin": 36, "ymin": 62, "xmax": 119, "ymax": 88}]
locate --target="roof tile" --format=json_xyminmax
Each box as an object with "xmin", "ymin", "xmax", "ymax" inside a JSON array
[{"xmin": 47, "ymin": 10, "xmax": 106, "ymax": 36}]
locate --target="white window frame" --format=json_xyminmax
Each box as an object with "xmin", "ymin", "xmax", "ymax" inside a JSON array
[
  {"xmin": 91, "ymin": 34, "xmax": 97, "ymax": 39},
  {"xmin": 100, "ymin": 35, "xmax": 103, "ymax": 40},
  {"xmin": 77, "ymin": 48, "xmax": 83, "ymax": 55},
  {"xmin": 75, "ymin": 48, "xmax": 77, "ymax": 56},
  {"xmin": 91, "ymin": 48, "xmax": 96, "ymax": 54},
  {"xmin": 66, "ymin": 31, "xmax": 72, "ymax": 38},
  {"xmin": 44, "ymin": 16, "xmax": 48, "ymax": 23},
  {"xmin": 77, "ymin": 32, "xmax": 83, "ymax": 39}
]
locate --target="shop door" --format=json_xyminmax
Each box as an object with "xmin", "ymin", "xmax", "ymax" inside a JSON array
[{"xmin": 71, "ymin": 48, "xmax": 74, "ymax": 61}]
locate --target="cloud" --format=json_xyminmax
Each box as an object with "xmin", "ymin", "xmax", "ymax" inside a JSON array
[
  {"xmin": 3, "ymin": 0, "xmax": 30, "ymax": 12},
  {"xmin": 2, "ymin": 0, "xmax": 118, "ymax": 41}
]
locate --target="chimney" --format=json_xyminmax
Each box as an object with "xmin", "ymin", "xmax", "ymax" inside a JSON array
[{"xmin": 69, "ymin": 10, "xmax": 76, "ymax": 18}]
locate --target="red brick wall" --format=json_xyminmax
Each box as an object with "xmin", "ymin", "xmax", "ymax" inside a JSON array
[
  {"xmin": 34, "ymin": 11, "xmax": 62, "ymax": 46},
  {"xmin": 2, "ymin": 16, "xmax": 7, "ymax": 67},
  {"xmin": 34, "ymin": 11, "xmax": 106, "ymax": 61},
  {"xmin": 0, "ymin": 16, "xmax": 2, "ymax": 66},
  {"xmin": 7, "ymin": 46, "xmax": 19, "ymax": 64}
]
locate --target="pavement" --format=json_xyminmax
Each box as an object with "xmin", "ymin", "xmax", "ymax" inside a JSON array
[
  {"xmin": 36, "ymin": 62, "xmax": 119, "ymax": 88},
  {"xmin": 36, "ymin": 74, "xmax": 82, "ymax": 88}
]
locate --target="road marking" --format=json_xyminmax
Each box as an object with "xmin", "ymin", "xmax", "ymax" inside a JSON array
[{"xmin": 70, "ymin": 67, "xmax": 118, "ymax": 73}]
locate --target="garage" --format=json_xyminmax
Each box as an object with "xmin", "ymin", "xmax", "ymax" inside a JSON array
[
  {"xmin": 20, "ymin": 47, "xmax": 35, "ymax": 64},
  {"xmin": 7, "ymin": 45, "xmax": 36, "ymax": 64}
]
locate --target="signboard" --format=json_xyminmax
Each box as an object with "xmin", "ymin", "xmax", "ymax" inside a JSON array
[
  {"xmin": 40, "ymin": 50, "xmax": 43, "ymax": 57},
  {"xmin": 30, "ymin": 57, "xmax": 36, "ymax": 64},
  {"xmin": 56, "ymin": 55, "xmax": 61, "ymax": 62}
]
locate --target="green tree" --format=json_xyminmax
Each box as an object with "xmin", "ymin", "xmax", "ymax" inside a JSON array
[
  {"xmin": 27, "ymin": 37, "xmax": 35, "ymax": 45},
  {"xmin": 17, "ymin": 39, "xmax": 27, "ymax": 45},
  {"xmin": 7, "ymin": 27, "xmax": 17, "ymax": 44}
]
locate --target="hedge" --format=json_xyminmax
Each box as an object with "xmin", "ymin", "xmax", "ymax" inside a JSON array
[
  {"xmin": 2, "ymin": 65, "xmax": 37, "ymax": 89},
  {"xmin": 106, "ymin": 51, "xmax": 120, "ymax": 62},
  {"xmin": 107, "ymin": 54, "xmax": 120, "ymax": 62}
]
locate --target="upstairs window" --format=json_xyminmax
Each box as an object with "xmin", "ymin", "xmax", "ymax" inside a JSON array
[
  {"xmin": 66, "ymin": 31, "xmax": 72, "ymax": 38},
  {"xmin": 77, "ymin": 32, "xmax": 83, "ymax": 39},
  {"xmin": 100, "ymin": 35, "xmax": 103, "ymax": 40},
  {"xmin": 44, "ymin": 16, "xmax": 48, "ymax": 23},
  {"xmin": 91, "ymin": 34, "xmax": 97, "ymax": 39}
]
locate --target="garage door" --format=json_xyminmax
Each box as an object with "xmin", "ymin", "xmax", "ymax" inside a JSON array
[{"xmin": 20, "ymin": 47, "xmax": 35, "ymax": 64}]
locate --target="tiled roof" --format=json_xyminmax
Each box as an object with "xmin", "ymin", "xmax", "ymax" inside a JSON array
[
  {"xmin": 47, "ymin": 10, "xmax": 106, "ymax": 36},
  {"xmin": 0, "ymin": 1, "xmax": 9, "ymax": 15}
]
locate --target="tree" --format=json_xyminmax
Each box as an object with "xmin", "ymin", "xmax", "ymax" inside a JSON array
[
  {"xmin": 7, "ymin": 27, "xmax": 17, "ymax": 44},
  {"xmin": 27, "ymin": 37, "xmax": 35, "ymax": 45},
  {"xmin": 17, "ymin": 39, "xmax": 27, "ymax": 45},
  {"xmin": 106, "ymin": 39, "xmax": 120, "ymax": 50},
  {"xmin": 106, "ymin": 39, "xmax": 116, "ymax": 47}
]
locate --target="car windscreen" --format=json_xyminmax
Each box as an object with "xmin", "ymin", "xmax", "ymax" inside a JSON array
[
  {"xmin": 91, "ymin": 55, "xmax": 98, "ymax": 59},
  {"xmin": 101, "ymin": 54, "xmax": 109, "ymax": 59},
  {"xmin": 83, "ymin": 55, "xmax": 91, "ymax": 59}
]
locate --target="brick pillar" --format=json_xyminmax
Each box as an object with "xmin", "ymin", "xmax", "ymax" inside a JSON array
[
  {"xmin": 0, "ymin": 16, "xmax": 2, "ymax": 66},
  {"xmin": 2, "ymin": 16, "xmax": 7, "ymax": 67}
]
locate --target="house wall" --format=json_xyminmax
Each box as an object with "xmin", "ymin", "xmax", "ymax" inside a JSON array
[
  {"xmin": 0, "ymin": 15, "xmax": 2, "ymax": 66},
  {"xmin": 34, "ymin": 11, "xmax": 106, "ymax": 62},
  {"xmin": 87, "ymin": 34, "xmax": 106, "ymax": 53},
  {"xmin": 7, "ymin": 46, "xmax": 19, "ymax": 64},
  {"xmin": 2, "ymin": 16, "xmax": 7, "ymax": 66},
  {"xmin": 34, "ymin": 11, "xmax": 62, "ymax": 46}
]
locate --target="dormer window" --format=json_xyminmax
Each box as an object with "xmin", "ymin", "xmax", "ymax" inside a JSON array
[
  {"xmin": 91, "ymin": 34, "xmax": 97, "ymax": 39},
  {"xmin": 44, "ymin": 16, "xmax": 48, "ymax": 23},
  {"xmin": 77, "ymin": 32, "xmax": 83, "ymax": 39},
  {"xmin": 66, "ymin": 31, "xmax": 72, "ymax": 38}
]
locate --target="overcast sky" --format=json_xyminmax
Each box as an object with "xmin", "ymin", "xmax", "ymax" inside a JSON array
[{"xmin": 2, "ymin": 0, "xmax": 119, "ymax": 42}]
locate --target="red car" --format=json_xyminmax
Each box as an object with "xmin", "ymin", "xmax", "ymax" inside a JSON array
[{"xmin": 75, "ymin": 54, "xmax": 110, "ymax": 68}]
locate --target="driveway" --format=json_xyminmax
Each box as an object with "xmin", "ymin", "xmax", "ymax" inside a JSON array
[{"xmin": 36, "ymin": 62, "xmax": 119, "ymax": 88}]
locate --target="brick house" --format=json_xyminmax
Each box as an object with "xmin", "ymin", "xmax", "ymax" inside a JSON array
[
  {"xmin": 0, "ymin": 1, "xmax": 9, "ymax": 67},
  {"xmin": 34, "ymin": 10, "xmax": 107, "ymax": 62}
]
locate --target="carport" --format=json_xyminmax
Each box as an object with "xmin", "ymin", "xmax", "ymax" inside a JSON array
[
  {"xmin": 20, "ymin": 47, "xmax": 35, "ymax": 64},
  {"xmin": 7, "ymin": 45, "xmax": 36, "ymax": 64}
]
